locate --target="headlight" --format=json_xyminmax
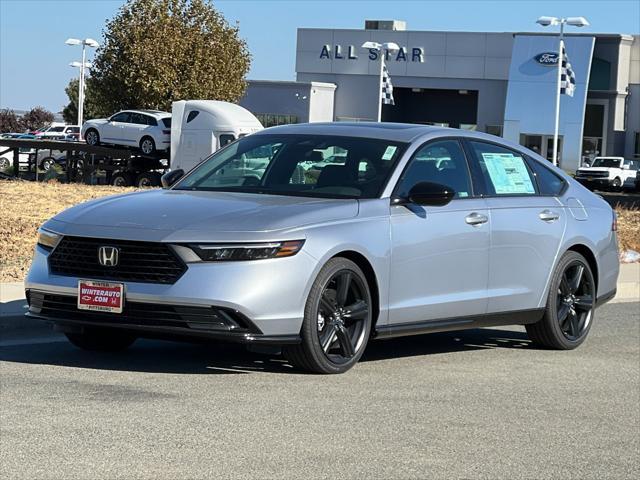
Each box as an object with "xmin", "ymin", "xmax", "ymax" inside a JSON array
[
  {"xmin": 174, "ymin": 240, "xmax": 305, "ymax": 262},
  {"xmin": 37, "ymin": 228, "xmax": 62, "ymax": 250}
]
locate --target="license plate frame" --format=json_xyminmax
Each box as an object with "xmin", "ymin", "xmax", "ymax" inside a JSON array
[{"xmin": 77, "ymin": 280, "xmax": 124, "ymax": 313}]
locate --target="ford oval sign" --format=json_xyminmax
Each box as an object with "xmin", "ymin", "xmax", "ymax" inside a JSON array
[{"xmin": 535, "ymin": 52, "xmax": 559, "ymax": 66}]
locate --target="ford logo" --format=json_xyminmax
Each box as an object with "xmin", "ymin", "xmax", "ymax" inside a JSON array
[{"xmin": 535, "ymin": 52, "xmax": 559, "ymax": 66}]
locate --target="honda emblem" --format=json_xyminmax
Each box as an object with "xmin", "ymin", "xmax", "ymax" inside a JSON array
[{"xmin": 98, "ymin": 246, "xmax": 119, "ymax": 267}]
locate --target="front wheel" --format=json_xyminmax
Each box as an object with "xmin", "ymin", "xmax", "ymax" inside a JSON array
[
  {"xmin": 611, "ymin": 177, "xmax": 622, "ymax": 191},
  {"xmin": 66, "ymin": 328, "xmax": 136, "ymax": 352},
  {"xmin": 85, "ymin": 129, "xmax": 100, "ymax": 146},
  {"xmin": 526, "ymin": 251, "xmax": 596, "ymax": 349},
  {"xmin": 284, "ymin": 258, "xmax": 373, "ymax": 374}
]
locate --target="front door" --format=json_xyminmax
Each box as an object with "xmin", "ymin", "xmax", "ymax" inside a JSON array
[
  {"xmin": 388, "ymin": 139, "xmax": 490, "ymax": 325},
  {"xmin": 465, "ymin": 139, "xmax": 566, "ymax": 313}
]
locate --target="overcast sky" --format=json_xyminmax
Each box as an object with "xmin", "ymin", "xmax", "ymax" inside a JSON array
[{"xmin": 1, "ymin": 0, "xmax": 639, "ymax": 112}]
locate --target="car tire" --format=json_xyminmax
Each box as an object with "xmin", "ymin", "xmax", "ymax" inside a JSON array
[
  {"xmin": 135, "ymin": 171, "xmax": 161, "ymax": 187},
  {"xmin": 611, "ymin": 177, "xmax": 622, "ymax": 191},
  {"xmin": 284, "ymin": 257, "xmax": 373, "ymax": 374},
  {"xmin": 140, "ymin": 136, "xmax": 156, "ymax": 155},
  {"xmin": 85, "ymin": 129, "xmax": 100, "ymax": 146},
  {"xmin": 111, "ymin": 171, "xmax": 133, "ymax": 187},
  {"xmin": 525, "ymin": 251, "xmax": 596, "ymax": 350},
  {"xmin": 39, "ymin": 157, "xmax": 55, "ymax": 172},
  {"xmin": 0, "ymin": 156, "xmax": 10, "ymax": 172},
  {"xmin": 65, "ymin": 328, "xmax": 136, "ymax": 352}
]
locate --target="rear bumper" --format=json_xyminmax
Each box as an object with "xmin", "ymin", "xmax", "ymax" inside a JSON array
[{"xmin": 25, "ymin": 290, "xmax": 300, "ymax": 345}]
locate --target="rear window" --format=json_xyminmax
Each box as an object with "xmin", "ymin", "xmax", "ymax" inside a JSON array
[
  {"xmin": 161, "ymin": 118, "xmax": 171, "ymax": 128},
  {"xmin": 527, "ymin": 157, "xmax": 566, "ymax": 196}
]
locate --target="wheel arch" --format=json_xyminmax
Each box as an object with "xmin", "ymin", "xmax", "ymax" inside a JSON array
[
  {"xmin": 565, "ymin": 243, "xmax": 599, "ymax": 291},
  {"xmin": 330, "ymin": 250, "xmax": 381, "ymax": 330}
]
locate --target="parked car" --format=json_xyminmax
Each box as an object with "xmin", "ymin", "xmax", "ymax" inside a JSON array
[
  {"xmin": 82, "ymin": 110, "xmax": 171, "ymax": 155},
  {"xmin": 36, "ymin": 125, "xmax": 80, "ymax": 140},
  {"xmin": 574, "ymin": 156, "xmax": 638, "ymax": 191},
  {"xmin": 0, "ymin": 134, "xmax": 36, "ymax": 172},
  {"xmin": 26, "ymin": 123, "xmax": 619, "ymax": 374},
  {"xmin": 636, "ymin": 168, "xmax": 640, "ymax": 191}
]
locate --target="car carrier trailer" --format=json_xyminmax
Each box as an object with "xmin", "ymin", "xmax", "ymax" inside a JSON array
[{"xmin": 0, "ymin": 138, "xmax": 169, "ymax": 187}]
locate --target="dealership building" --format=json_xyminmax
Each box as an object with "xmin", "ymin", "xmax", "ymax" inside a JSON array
[{"xmin": 240, "ymin": 20, "xmax": 640, "ymax": 171}]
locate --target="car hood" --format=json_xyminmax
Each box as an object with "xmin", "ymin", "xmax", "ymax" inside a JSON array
[
  {"xmin": 45, "ymin": 189, "xmax": 359, "ymax": 241},
  {"xmin": 84, "ymin": 118, "xmax": 108, "ymax": 127}
]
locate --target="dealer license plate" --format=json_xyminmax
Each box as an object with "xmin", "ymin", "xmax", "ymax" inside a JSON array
[{"xmin": 77, "ymin": 280, "xmax": 124, "ymax": 313}]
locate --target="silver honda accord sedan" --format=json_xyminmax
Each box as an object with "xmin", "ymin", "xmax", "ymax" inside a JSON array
[{"xmin": 26, "ymin": 123, "xmax": 619, "ymax": 373}]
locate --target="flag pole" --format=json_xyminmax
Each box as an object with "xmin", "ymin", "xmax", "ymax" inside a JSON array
[
  {"xmin": 552, "ymin": 21, "xmax": 565, "ymax": 167},
  {"xmin": 377, "ymin": 51, "xmax": 384, "ymax": 122}
]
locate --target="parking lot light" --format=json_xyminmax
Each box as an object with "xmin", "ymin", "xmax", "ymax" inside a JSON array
[{"xmin": 66, "ymin": 37, "xmax": 99, "ymax": 130}]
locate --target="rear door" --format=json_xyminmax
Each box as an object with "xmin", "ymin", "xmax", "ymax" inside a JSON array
[{"xmin": 464, "ymin": 140, "xmax": 567, "ymax": 313}]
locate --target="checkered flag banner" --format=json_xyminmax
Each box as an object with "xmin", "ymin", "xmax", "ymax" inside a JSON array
[
  {"xmin": 381, "ymin": 60, "xmax": 395, "ymax": 105},
  {"xmin": 560, "ymin": 40, "xmax": 576, "ymax": 97}
]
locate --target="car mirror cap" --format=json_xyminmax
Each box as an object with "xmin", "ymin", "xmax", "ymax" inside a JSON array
[
  {"xmin": 408, "ymin": 181, "xmax": 455, "ymax": 207},
  {"xmin": 161, "ymin": 169, "xmax": 185, "ymax": 189}
]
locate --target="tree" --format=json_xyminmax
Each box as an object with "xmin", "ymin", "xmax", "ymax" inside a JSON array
[
  {"xmin": 90, "ymin": 0, "xmax": 251, "ymax": 113},
  {"xmin": 62, "ymin": 78, "xmax": 101, "ymax": 124},
  {"xmin": 20, "ymin": 107, "xmax": 54, "ymax": 132},
  {"xmin": 0, "ymin": 109, "xmax": 23, "ymax": 133}
]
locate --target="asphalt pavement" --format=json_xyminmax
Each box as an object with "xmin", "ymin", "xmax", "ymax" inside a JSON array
[{"xmin": 1, "ymin": 301, "xmax": 638, "ymax": 479}]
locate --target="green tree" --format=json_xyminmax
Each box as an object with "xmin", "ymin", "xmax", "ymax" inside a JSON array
[
  {"xmin": 0, "ymin": 109, "xmax": 23, "ymax": 133},
  {"xmin": 62, "ymin": 78, "xmax": 101, "ymax": 124},
  {"xmin": 20, "ymin": 107, "xmax": 54, "ymax": 132},
  {"xmin": 90, "ymin": 0, "xmax": 251, "ymax": 113}
]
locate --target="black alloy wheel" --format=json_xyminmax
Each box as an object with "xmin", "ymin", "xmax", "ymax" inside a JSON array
[
  {"xmin": 285, "ymin": 257, "xmax": 373, "ymax": 374},
  {"xmin": 526, "ymin": 251, "xmax": 595, "ymax": 349}
]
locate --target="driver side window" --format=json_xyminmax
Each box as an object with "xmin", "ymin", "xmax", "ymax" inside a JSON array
[{"xmin": 395, "ymin": 139, "xmax": 472, "ymax": 199}]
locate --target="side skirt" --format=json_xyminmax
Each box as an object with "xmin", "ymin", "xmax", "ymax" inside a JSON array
[{"xmin": 374, "ymin": 308, "xmax": 544, "ymax": 340}]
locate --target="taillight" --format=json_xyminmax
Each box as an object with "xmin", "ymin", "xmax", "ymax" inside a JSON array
[{"xmin": 612, "ymin": 211, "xmax": 617, "ymax": 232}]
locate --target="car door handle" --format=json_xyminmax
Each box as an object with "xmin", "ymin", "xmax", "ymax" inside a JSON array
[
  {"xmin": 539, "ymin": 210, "xmax": 560, "ymax": 222},
  {"xmin": 465, "ymin": 212, "xmax": 488, "ymax": 226}
]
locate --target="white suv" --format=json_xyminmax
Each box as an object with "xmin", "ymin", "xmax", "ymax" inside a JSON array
[
  {"xmin": 575, "ymin": 156, "xmax": 639, "ymax": 191},
  {"xmin": 81, "ymin": 110, "xmax": 171, "ymax": 155}
]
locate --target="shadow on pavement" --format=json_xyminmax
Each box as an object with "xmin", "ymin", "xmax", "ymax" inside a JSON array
[{"xmin": 0, "ymin": 327, "xmax": 531, "ymax": 375}]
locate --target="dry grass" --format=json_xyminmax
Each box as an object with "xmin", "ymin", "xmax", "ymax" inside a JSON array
[
  {"xmin": 0, "ymin": 181, "xmax": 139, "ymax": 282},
  {"xmin": 1, "ymin": 181, "xmax": 639, "ymax": 282},
  {"xmin": 616, "ymin": 206, "xmax": 640, "ymax": 252}
]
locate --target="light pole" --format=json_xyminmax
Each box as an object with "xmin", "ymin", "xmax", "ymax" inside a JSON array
[
  {"xmin": 65, "ymin": 38, "xmax": 99, "ymax": 129},
  {"xmin": 362, "ymin": 41, "xmax": 399, "ymax": 122},
  {"xmin": 536, "ymin": 16, "xmax": 589, "ymax": 166}
]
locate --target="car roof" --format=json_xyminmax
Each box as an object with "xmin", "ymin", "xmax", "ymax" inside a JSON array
[
  {"xmin": 254, "ymin": 122, "xmax": 449, "ymax": 143},
  {"xmin": 119, "ymin": 109, "xmax": 170, "ymax": 118}
]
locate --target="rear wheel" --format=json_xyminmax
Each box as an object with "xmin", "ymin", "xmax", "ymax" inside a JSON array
[
  {"xmin": 65, "ymin": 328, "xmax": 136, "ymax": 352},
  {"xmin": 85, "ymin": 129, "xmax": 100, "ymax": 146},
  {"xmin": 111, "ymin": 171, "xmax": 133, "ymax": 187},
  {"xmin": 39, "ymin": 157, "xmax": 55, "ymax": 171},
  {"xmin": 526, "ymin": 251, "xmax": 595, "ymax": 349},
  {"xmin": 140, "ymin": 136, "xmax": 156, "ymax": 155},
  {"xmin": 284, "ymin": 258, "xmax": 372, "ymax": 374},
  {"xmin": 135, "ymin": 171, "xmax": 161, "ymax": 187}
]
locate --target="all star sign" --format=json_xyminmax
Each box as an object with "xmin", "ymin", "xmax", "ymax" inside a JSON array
[
  {"xmin": 319, "ymin": 44, "xmax": 425, "ymax": 62},
  {"xmin": 535, "ymin": 52, "xmax": 560, "ymax": 66}
]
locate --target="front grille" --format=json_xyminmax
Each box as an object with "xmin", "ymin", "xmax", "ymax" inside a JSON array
[
  {"xmin": 28, "ymin": 292, "xmax": 259, "ymax": 333},
  {"xmin": 576, "ymin": 170, "xmax": 608, "ymax": 178},
  {"xmin": 48, "ymin": 236, "xmax": 187, "ymax": 284}
]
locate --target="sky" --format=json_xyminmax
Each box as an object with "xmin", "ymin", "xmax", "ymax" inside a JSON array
[{"xmin": 1, "ymin": 0, "xmax": 639, "ymax": 112}]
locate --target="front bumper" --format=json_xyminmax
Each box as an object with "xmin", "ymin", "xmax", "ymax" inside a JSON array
[{"xmin": 25, "ymin": 243, "xmax": 318, "ymax": 340}]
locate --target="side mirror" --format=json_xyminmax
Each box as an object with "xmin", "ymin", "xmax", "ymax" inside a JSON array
[
  {"xmin": 408, "ymin": 181, "xmax": 455, "ymax": 207},
  {"xmin": 161, "ymin": 169, "xmax": 184, "ymax": 188}
]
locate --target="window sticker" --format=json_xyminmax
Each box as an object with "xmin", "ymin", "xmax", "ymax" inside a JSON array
[
  {"xmin": 481, "ymin": 153, "xmax": 535, "ymax": 194},
  {"xmin": 382, "ymin": 145, "xmax": 397, "ymax": 160}
]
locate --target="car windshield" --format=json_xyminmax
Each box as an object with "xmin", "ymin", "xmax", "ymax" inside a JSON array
[
  {"xmin": 173, "ymin": 134, "xmax": 407, "ymax": 199},
  {"xmin": 591, "ymin": 158, "xmax": 621, "ymax": 168}
]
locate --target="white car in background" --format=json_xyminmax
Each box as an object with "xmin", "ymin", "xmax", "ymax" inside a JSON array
[
  {"xmin": 36, "ymin": 125, "xmax": 80, "ymax": 140},
  {"xmin": 82, "ymin": 110, "xmax": 171, "ymax": 155},
  {"xmin": 574, "ymin": 156, "xmax": 639, "ymax": 191}
]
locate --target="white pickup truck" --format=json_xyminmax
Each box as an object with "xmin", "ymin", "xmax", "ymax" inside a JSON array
[{"xmin": 574, "ymin": 156, "xmax": 639, "ymax": 191}]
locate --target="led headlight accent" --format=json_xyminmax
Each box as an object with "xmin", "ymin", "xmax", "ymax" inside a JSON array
[
  {"xmin": 185, "ymin": 240, "xmax": 305, "ymax": 262},
  {"xmin": 37, "ymin": 228, "xmax": 62, "ymax": 250}
]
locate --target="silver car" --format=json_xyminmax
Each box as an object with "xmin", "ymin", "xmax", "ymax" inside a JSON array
[{"xmin": 26, "ymin": 123, "xmax": 619, "ymax": 374}]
